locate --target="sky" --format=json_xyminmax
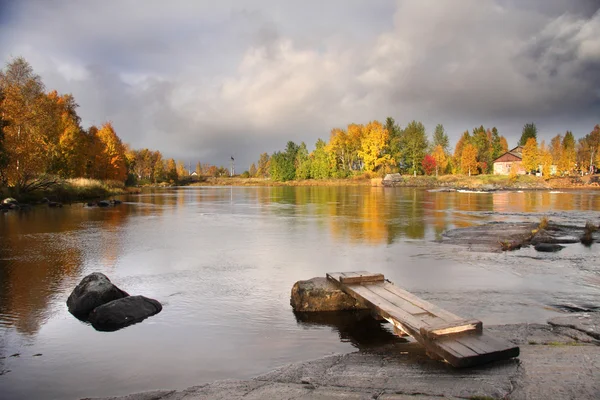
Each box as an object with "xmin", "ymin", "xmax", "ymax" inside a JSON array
[{"xmin": 0, "ymin": 0, "xmax": 599, "ymax": 169}]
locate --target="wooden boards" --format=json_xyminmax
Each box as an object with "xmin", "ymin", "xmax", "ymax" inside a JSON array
[{"xmin": 326, "ymin": 271, "xmax": 519, "ymax": 368}]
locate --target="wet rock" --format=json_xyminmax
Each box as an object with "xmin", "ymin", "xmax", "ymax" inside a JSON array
[
  {"xmin": 110, "ymin": 199, "xmax": 122, "ymax": 205},
  {"xmin": 66, "ymin": 272, "xmax": 129, "ymax": 319},
  {"xmin": 97, "ymin": 200, "xmax": 110, "ymax": 207},
  {"xmin": 88, "ymin": 295, "xmax": 162, "ymax": 331},
  {"xmin": 534, "ymin": 243, "xmax": 565, "ymax": 252},
  {"xmin": 48, "ymin": 201, "xmax": 62, "ymax": 208},
  {"xmin": 2, "ymin": 197, "xmax": 18, "ymax": 205},
  {"xmin": 442, "ymin": 222, "xmax": 537, "ymax": 252},
  {"xmin": 290, "ymin": 277, "xmax": 367, "ymax": 312}
]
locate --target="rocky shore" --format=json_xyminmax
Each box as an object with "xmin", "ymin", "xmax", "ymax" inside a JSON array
[{"xmin": 87, "ymin": 313, "xmax": 599, "ymax": 400}]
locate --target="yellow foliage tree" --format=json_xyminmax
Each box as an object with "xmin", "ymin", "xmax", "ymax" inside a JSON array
[
  {"xmin": 357, "ymin": 121, "xmax": 392, "ymax": 172},
  {"xmin": 540, "ymin": 148, "xmax": 553, "ymax": 177},
  {"xmin": 96, "ymin": 122, "xmax": 127, "ymax": 182},
  {"xmin": 522, "ymin": 137, "xmax": 539, "ymax": 173},
  {"xmin": 432, "ymin": 144, "xmax": 447, "ymax": 176},
  {"xmin": 461, "ymin": 143, "xmax": 478, "ymax": 176}
]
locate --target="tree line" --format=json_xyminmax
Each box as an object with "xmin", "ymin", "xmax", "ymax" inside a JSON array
[
  {"xmin": 0, "ymin": 57, "xmax": 230, "ymax": 191},
  {"xmin": 248, "ymin": 118, "xmax": 600, "ymax": 181}
]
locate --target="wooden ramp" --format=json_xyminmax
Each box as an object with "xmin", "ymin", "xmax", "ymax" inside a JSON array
[{"xmin": 327, "ymin": 271, "xmax": 519, "ymax": 368}]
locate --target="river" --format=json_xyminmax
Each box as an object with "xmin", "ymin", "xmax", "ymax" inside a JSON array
[{"xmin": 1, "ymin": 186, "xmax": 599, "ymax": 399}]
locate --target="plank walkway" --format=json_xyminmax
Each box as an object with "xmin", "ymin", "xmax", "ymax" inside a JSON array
[{"xmin": 327, "ymin": 271, "xmax": 520, "ymax": 368}]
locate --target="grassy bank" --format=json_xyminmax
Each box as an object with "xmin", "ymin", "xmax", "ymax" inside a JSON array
[{"xmin": 1, "ymin": 178, "xmax": 131, "ymax": 204}]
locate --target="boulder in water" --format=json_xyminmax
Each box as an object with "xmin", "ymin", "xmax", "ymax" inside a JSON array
[
  {"xmin": 66, "ymin": 273, "xmax": 129, "ymax": 319},
  {"xmin": 291, "ymin": 277, "xmax": 367, "ymax": 312},
  {"xmin": 88, "ymin": 295, "xmax": 162, "ymax": 331}
]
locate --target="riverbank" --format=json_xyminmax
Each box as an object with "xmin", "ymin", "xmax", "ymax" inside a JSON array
[
  {"xmin": 88, "ymin": 313, "xmax": 600, "ymax": 400},
  {"xmin": 1, "ymin": 178, "xmax": 138, "ymax": 205},
  {"xmin": 182, "ymin": 174, "xmax": 600, "ymax": 190}
]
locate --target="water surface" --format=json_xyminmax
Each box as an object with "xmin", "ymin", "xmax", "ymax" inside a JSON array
[{"xmin": 0, "ymin": 186, "xmax": 599, "ymax": 399}]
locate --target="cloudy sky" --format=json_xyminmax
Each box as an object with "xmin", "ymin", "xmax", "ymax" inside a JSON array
[{"xmin": 1, "ymin": 0, "xmax": 599, "ymax": 168}]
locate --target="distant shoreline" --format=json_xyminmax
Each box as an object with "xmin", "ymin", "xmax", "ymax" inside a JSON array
[{"xmin": 163, "ymin": 174, "xmax": 600, "ymax": 190}]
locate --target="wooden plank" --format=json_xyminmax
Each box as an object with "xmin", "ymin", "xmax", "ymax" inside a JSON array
[
  {"xmin": 421, "ymin": 319, "xmax": 482, "ymax": 340},
  {"xmin": 381, "ymin": 283, "xmax": 463, "ymax": 323},
  {"xmin": 339, "ymin": 272, "xmax": 384, "ymax": 284},
  {"xmin": 348, "ymin": 285, "xmax": 424, "ymax": 332},
  {"xmin": 326, "ymin": 271, "xmax": 519, "ymax": 368},
  {"xmin": 362, "ymin": 283, "xmax": 427, "ymax": 315}
]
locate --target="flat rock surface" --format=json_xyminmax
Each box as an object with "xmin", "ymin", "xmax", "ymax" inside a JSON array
[
  {"xmin": 548, "ymin": 313, "xmax": 600, "ymax": 340},
  {"xmin": 88, "ymin": 316, "xmax": 600, "ymax": 400}
]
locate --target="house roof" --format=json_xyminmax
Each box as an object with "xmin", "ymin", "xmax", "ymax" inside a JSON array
[{"xmin": 493, "ymin": 146, "xmax": 523, "ymax": 163}]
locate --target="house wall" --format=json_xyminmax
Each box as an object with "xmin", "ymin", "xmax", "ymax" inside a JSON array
[{"xmin": 493, "ymin": 161, "xmax": 525, "ymax": 175}]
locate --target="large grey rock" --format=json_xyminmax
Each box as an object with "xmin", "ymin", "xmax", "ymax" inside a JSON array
[
  {"xmin": 290, "ymin": 277, "xmax": 367, "ymax": 312},
  {"xmin": 67, "ymin": 273, "xmax": 129, "ymax": 319},
  {"xmin": 88, "ymin": 295, "xmax": 162, "ymax": 331}
]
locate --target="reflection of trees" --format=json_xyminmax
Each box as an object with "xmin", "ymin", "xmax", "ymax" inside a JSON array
[
  {"xmin": 255, "ymin": 186, "xmax": 430, "ymax": 245},
  {"xmin": 0, "ymin": 204, "xmax": 131, "ymax": 337}
]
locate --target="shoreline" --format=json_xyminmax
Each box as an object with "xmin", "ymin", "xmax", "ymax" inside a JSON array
[
  {"xmin": 86, "ymin": 313, "xmax": 600, "ymax": 400},
  {"xmin": 144, "ymin": 174, "xmax": 600, "ymax": 191}
]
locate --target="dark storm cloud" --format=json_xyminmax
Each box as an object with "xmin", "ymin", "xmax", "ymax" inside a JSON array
[{"xmin": 0, "ymin": 0, "xmax": 598, "ymax": 168}]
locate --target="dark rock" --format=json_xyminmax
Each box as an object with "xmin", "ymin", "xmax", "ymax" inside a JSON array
[
  {"xmin": 110, "ymin": 199, "xmax": 122, "ymax": 205},
  {"xmin": 3, "ymin": 197, "xmax": 18, "ymax": 205},
  {"xmin": 97, "ymin": 200, "xmax": 110, "ymax": 207},
  {"xmin": 48, "ymin": 201, "xmax": 62, "ymax": 208},
  {"xmin": 290, "ymin": 277, "xmax": 367, "ymax": 312},
  {"xmin": 66, "ymin": 272, "xmax": 129, "ymax": 319},
  {"xmin": 88, "ymin": 295, "xmax": 162, "ymax": 331},
  {"xmin": 534, "ymin": 243, "xmax": 565, "ymax": 252}
]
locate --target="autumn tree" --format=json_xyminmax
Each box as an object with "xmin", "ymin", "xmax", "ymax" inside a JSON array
[
  {"xmin": 248, "ymin": 163, "xmax": 257, "ymax": 177},
  {"xmin": 559, "ymin": 131, "xmax": 576, "ymax": 175},
  {"xmin": 0, "ymin": 57, "xmax": 50, "ymax": 189},
  {"xmin": 256, "ymin": 152, "xmax": 270, "ymax": 178},
  {"xmin": 176, "ymin": 160, "xmax": 188, "ymax": 178},
  {"xmin": 96, "ymin": 122, "xmax": 127, "ymax": 182},
  {"xmin": 519, "ymin": 123, "xmax": 537, "ymax": 146},
  {"xmin": 539, "ymin": 147, "xmax": 553, "ymax": 177},
  {"xmin": 166, "ymin": 158, "xmax": 178, "ymax": 183},
  {"xmin": 195, "ymin": 161, "xmax": 203, "ymax": 176},
  {"xmin": 521, "ymin": 137, "xmax": 539, "ymax": 173},
  {"xmin": 421, "ymin": 154, "xmax": 436, "ymax": 175},
  {"xmin": 357, "ymin": 120, "xmax": 392, "ymax": 172},
  {"xmin": 580, "ymin": 125, "xmax": 600, "ymax": 173},
  {"xmin": 453, "ymin": 131, "xmax": 471, "ymax": 174},
  {"xmin": 461, "ymin": 143, "xmax": 478, "ymax": 176},
  {"xmin": 400, "ymin": 120, "xmax": 428, "ymax": 174},
  {"xmin": 550, "ymin": 134, "xmax": 563, "ymax": 165},
  {"xmin": 431, "ymin": 145, "xmax": 447, "ymax": 176}
]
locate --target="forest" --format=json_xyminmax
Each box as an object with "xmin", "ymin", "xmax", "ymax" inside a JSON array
[{"xmin": 1, "ymin": 57, "xmax": 599, "ymax": 191}]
